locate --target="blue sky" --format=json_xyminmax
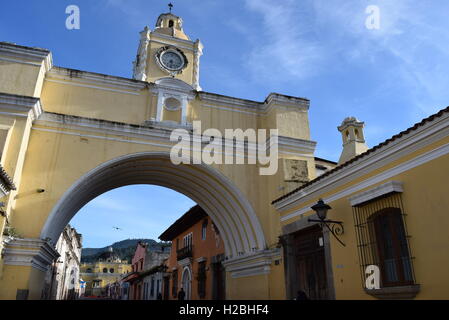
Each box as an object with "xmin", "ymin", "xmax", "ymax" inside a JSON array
[
  {"xmin": 70, "ymin": 185, "xmax": 195, "ymax": 247},
  {"xmin": 2, "ymin": 0, "xmax": 449, "ymax": 247}
]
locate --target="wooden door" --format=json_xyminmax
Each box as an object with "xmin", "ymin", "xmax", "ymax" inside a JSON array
[
  {"xmin": 294, "ymin": 225, "xmax": 328, "ymax": 300},
  {"xmin": 163, "ymin": 277, "xmax": 170, "ymax": 300},
  {"xmin": 212, "ymin": 262, "xmax": 226, "ymax": 300}
]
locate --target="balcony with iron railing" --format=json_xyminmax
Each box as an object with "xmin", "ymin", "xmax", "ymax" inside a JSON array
[{"xmin": 177, "ymin": 245, "xmax": 193, "ymax": 261}]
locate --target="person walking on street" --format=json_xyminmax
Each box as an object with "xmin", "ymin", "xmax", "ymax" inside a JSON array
[
  {"xmin": 294, "ymin": 290, "xmax": 309, "ymax": 301},
  {"xmin": 178, "ymin": 287, "xmax": 186, "ymax": 300}
]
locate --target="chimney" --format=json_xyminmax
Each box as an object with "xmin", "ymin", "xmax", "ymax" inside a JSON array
[{"xmin": 337, "ymin": 117, "xmax": 368, "ymax": 164}]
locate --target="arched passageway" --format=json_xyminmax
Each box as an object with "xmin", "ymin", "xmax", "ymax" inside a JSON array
[{"xmin": 41, "ymin": 152, "xmax": 266, "ymax": 259}]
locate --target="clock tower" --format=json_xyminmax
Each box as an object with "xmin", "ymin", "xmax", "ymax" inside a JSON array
[{"xmin": 132, "ymin": 10, "xmax": 203, "ymax": 91}]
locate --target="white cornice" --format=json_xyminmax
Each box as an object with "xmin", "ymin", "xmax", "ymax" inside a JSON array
[
  {"xmin": 199, "ymin": 92, "xmax": 309, "ymax": 116},
  {"xmin": 278, "ymin": 136, "xmax": 317, "ymax": 154},
  {"xmin": 279, "ymin": 142, "xmax": 449, "ymax": 222},
  {"xmin": 150, "ymin": 38, "xmax": 194, "ymax": 52},
  {"xmin": 348, "ymin": 181, "xmax": 403, "ymax": 206},
  {"xmin": 223, "ymin": 249, "xmax": 280, "ymax": 278},
  {"xmin": 0, "ymin": 93, "xmax": 42, "ymax": 120},
  {"xmin": 47, "ymin": 67, "xmax": 147, "ymax": 93},
  {"xmin": 265, "ymin": 93, "xmax": 310, "ymax": 110},
  {"xmin": 2, "ymin": 238, "xmax": 59, "ymax": 272},
  {"xmin": 199, "ymin": 92, "xmax": 260, "ymax": 110},
  {"xmin": 35, "ymin": 112, "xmax": 174, "ymax": 142},
  {"xmin": 143, "ymin": 119, "xmax": 193, "ymax": 131},
  {"xmin": 152, "ymin": 77, "xmax": 195, "ymax": 97},
  {"xmin": 202, "ymin": 104, "xmax": 260, "ymax": 116},
  {"xmin": 274, "ymin": 110, "xmax": 449, "ymax": 212},
  {"xmin": 0, "ymin": 56, "xmax": 41, "ymax": 67},
  {"xmin": 0, "ymin": 42, "xmax": 53, "ymax": 71},
  {"xmin": 45, "ymin": 78, "xmax": 142, "ymax": 96},
  {"xmin": 34, "ymin": 112, "xmax": 315, "ymax": 160},
  {"xmin": 150, "ymin": 32, "xmax": 195, "ymax": 46}
]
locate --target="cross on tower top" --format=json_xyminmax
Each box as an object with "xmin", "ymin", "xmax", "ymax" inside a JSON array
[{"xmin": 168, "ymin": 3, "xmax": 173, "ymax": 13}]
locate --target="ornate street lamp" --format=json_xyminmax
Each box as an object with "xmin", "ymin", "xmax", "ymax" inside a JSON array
[{"xmin": 308, "ymin": 199, "xmax": 345, "ymax": 247}]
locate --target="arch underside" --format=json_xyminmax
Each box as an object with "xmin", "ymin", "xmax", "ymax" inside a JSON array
[{"xmin": 40, "ymin": 152, "xmax": 266, "ymax": 259}]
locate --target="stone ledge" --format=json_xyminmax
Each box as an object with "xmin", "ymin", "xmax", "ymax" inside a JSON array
[
  {"xmin": 365, "ymin": 284, "xmax": 420, "ymax": 299},
  {"xmin": 2, "ymin": 238, "xmax": 59, "ymax": 272},
  {"xmin": 223, "ymin": 249, "xmax": 281, "ymax": 279}
]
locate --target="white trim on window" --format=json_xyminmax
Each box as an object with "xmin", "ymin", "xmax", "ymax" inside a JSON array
[
  {"xmin": 349, "ymin": 181, "xmax": 403, "ymax": 207},
  {"xmin": 183, "ymin": 232, "xmax": 193, "ymax": 248}
]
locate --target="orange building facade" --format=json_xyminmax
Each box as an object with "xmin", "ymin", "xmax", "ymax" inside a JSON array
[{"xmin": 159, "ymin": 205, "xmax": 225, "ymax": 300}]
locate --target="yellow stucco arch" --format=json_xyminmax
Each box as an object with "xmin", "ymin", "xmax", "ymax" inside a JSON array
[
  {"xmin": 0, "ymin": 38, "xmax": 316, "ymax": 299},
  {"xmin": 40, "ymin": 151, "xmax": 266, "ymax": 259}
]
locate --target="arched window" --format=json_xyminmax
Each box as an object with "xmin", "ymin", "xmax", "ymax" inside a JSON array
[
  {"xmin": 368, "ymin": 208, "xmax": 413, "ymax": 287},
  {"xmin": 168, "ymin": 20, "xmax": 174, "ymax": 28},
  {"xmin": 103, "ymin": 268, "xmax": 108, "ymax": 273},
  {"xmin": 109, "ymin": 268, "xmax": 114, "ymax": 274},
  {"xmin": 182, "ymin": 267, "xmax": 192, "ymax": 300},
  {"xmin": 86, "ymin": 268, "xmax": 92, "ymax": 273}
]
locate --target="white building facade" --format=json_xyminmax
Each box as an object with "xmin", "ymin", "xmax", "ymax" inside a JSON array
[
  {"xmin": 43, "ymin": 225, "xmax": 82, "ymax": 300},
  {"xmin": 142, "ymin": 248, "xmax": 170, "ymax": 300}
]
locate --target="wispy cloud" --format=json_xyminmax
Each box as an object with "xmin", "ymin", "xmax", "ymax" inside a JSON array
[
  {"xmin": 313, "ymin": 0, "xmax": 449, "ymax": 116},
  {"xmin": 89, "ymin": 196, "xmax": 131, "ymax": 212},
  {"xmin": 242, "ymin": 0, "xmax": 325, "ymax": 81},
  {"xmin": 241, "ymin": 0, "xmax": 449, "ymax": 117}
]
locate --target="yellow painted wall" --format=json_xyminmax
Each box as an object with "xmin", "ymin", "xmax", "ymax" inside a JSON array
[
  {"xmin": 226, "ymin": 273, "xmax": 270, "ymax": 300},
  {"xmin": 280, "ymin": 137, "xmax": 449, "ymax": 299},
  {"xmin": 0, "ymin": 60, "xmax": 42, "ymax": 97},
  {"xmin": 0, "ymin": 36, "xmax": 314, "ymax": 300},
  {"xmin": 80, "ymin": 262, "xmax": 132, "ymax": 295},
  {"xmin": 41, "ymin": 74, "xmax": 150, "ymax": 124},
  {"xmin": 0, "ymin": 265, "xmax": 32, "ymax": 299},
  {"xmin": 2, "ymin": 35, "xmax": 447, "ymax": 301}
]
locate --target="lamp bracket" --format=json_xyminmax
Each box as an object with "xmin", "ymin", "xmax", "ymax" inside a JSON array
[{"xmin": 308, "ymin": 218, "xmax": 346, "ymax": 247}]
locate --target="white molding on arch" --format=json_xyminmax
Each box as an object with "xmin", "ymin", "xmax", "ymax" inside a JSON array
[
  {"xmin": 178, "ymin": 258, "xmax": 192, "ymax": 267},
  {"xmin": 40, "ymin": 152, "xmax": 266, "ymax": 259}
]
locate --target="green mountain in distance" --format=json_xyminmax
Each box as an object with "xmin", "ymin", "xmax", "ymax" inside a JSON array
[{"xmin": 81, "ymin": 238, "xmax": 171, "ymax": 263}]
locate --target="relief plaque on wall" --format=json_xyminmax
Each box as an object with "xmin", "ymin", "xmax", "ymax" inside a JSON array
[{"xmin": 283, "ymin": 159, "xmax": 309, "ymax": 183}]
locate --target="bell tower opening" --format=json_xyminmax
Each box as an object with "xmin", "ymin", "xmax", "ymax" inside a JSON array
[{"xmin": 337, "ymin": 117, "xmax": 369, "ymax": 164}]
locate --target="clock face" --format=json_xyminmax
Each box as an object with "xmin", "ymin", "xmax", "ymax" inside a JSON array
[{"xmin": 160, "ymin": 50, "xmax": 184, "ymax": 71}]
